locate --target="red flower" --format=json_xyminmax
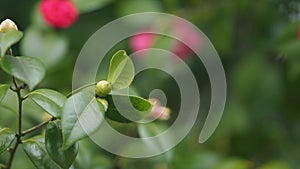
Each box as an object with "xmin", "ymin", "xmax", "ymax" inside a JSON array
[{"xmin": 39, "ymin": 0, "xmax": 78, "ymax": 29}]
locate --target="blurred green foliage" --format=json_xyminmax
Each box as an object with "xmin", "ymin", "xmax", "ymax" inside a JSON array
[{"xmin": 1, "ymin": 0, "xmax": 300, "ymax": 168}]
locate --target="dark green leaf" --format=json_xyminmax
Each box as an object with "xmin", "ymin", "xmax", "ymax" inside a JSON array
[
  {"xmin": 105, "ymin": 94, "xmax": 152, "ymax": 123},
  {"xmin": 0, "ymin": 84, "xmax": 9, "ymax": 103},
  {"xmin": 22, "ymin": 136, "xmax": 62, "ymax": 169},
  {"xmin": 62, "ymin": 92, "xmax": 104, "ymax": 150},
  {"xmin": 28, "ymin": 89, "xmax": 67, "ymax": 118},
  {"xmin": 0, "ymin": 31, "xmax": 23, "ymax": 57},
  {"xmin": 0, "ymin": 55, "xmax": 46, "ymax": 90},
  {"xmin": 72, "ymin": 0, "xmax": 113, "ymax": 13},
  {"xmin": 107, "ymin": 50, "xmax": 134, "ymax": 90},
  {"xmin": 0, "ymin": 128, "xmax": 15, "ymax": 154},
  {"xmin": 46, "ymin": 122, "xmax": 78, "ymax": 169}
]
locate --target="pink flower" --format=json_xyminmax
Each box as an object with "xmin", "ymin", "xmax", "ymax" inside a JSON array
[
  {"xmin": 148, "ymin": 98, "xmax": 171, "ymax": 121},
  {"xmin": 129, "ymin": 30, "xmax": 155, "ymax": 52},
  {"xmin": 39, "ymin": 0, "xmax": 78, "ymax": 29},
  {"xmin": 171, "ymin": 20, "xmax": 203, "ymax": 59},
  {"xmin": 129, "ymin": 21, "xmax": 202, "ymax": 59}
]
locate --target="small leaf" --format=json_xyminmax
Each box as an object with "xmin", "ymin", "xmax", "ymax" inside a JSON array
[
  {"xmin": 0, "ymin": 84, "xmax": 9, "ymax": 103},
  {"xmin": 28, "ymin": 89, "xmax": 67, "ymax": 118},
  {"xmin": 0, "ymin": 55, "xmax": 46, "ymax": 90},
  {"xmin": 72, "ymin": 0, "xmax": 113, "ymax": 13},
  {"xmin": 0, "ymin": 128, "xmax": 15, "ymax": 154},
  {"xmin": 46, "ymin": 122, "xmax": 78, "ymax": 169},
  {"xmin": 22, "ymin": 136, "xmax": 62, "ymax": 169},
  {"xmin": 105, "ymin": 94, "xmax": 152, "ymax": 123},
  {"xmin": 62, "ymin": 92, "xmax": 104, "ymax": 150},
  {"xmin": 107, "ymin": 50, "xmax": 134, "ymax": 90},
  {"xmin": 0, "ymin": 31, "xmax": 23, "ymax": 57}
]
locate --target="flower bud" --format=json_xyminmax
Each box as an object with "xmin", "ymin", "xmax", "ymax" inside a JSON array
[
  {"xmin": 97, "ymin": 98, "xmax": 108, "ymax": 112},
  {"xmin": 0, "ymin": 19, "xmax": 18, "ymax": 33},
  {"xmin": 95, "ymin": 80, "xmax": 112, "ymax": 97}
]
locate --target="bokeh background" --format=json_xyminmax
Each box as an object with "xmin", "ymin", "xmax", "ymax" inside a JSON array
[{"xmin": 1, "ymin": 0, "xmax": 300, "ymax": 168}]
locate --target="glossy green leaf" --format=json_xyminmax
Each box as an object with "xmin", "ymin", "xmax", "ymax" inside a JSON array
[
  {"xmin": 22, "ymin": 136, "xmax": 62, "ymax": 169},
  {"xmin": 105, "ymin": 94, "xmax": 152, "ymax": 123},
  {"xmin": 0, "ymin": 31, "xmax": 23, "ymax": 57},
  {"xmin": 72, "ymin": 0, "xmax": 113, "ymax": 13},
  {"xmin": 28, "ymin": 89, "xmax": 67, "ymax": 118},
  {"xmin": 0, "ymin": 55, "xmax": 46, "ymax": 90},
  {"xmin": 46, "ymin": 122, "xmax": 78, "ymax": 169},
  {"xmin": 21, "ymin": 27, "xmax": 68, "ymax": 68},
  {"xmin": 0, "ymin": 128, "xmax": 15, "ymax": 154},
  {"xmin": 107, "ymin": 50, "xmax": 134, "ymax": 90},
  {"xmin": 62, "ymin": 92, "xmax": 104, "ymax": 150},
  {"xmin": 0, "ymin": 84, "xmax": 9, "ymax": 103}
]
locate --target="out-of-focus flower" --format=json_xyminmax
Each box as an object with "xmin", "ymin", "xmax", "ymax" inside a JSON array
[
  {"xmin": 39, "ymin": 0, "xmax": 78, "ymax": 29},
  {"xmin": 129, "ymin": 20, "xmax": 202, "ymax": 59},
  {"xmin": 171, "ymin": 20, "xmax": 202, "ymax": 59},
  {"xmin": 129, "ymin": 30, "xmax": 155, "ymax": 52},
  {"xmin": 148, "ymin": 98, "xmax": 171, "ymax": 121},
  {"xmin": 0, "ymin": 18, "xmax": 18, "ymax": 33}
]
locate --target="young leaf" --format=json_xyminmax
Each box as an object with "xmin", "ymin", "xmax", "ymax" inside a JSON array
[
  {"xmin": 107, "ymin": 50, "xmax": 134, "ymax": 90},
  {"xmin": 22, "ymin": 136, "xmax": 62, "ymax": 169},
  {"xmin": 0, "ymin": 31, "xmax": 23, "ymax": 57},
  {"xmin": 46, "ymin": 122, "xmax": 78, "ymax": 169},
  {"xmin": 0, "ymin": 84, "xmax": 9, "ymax": 103},
  {"xmin": 28, "ymin": 89, "xmax": 67, "ymax": 118},
  {"xmin": 105, "ymin": 94, "xmax": 152, "ymax": 123},
  {"xmin": 0, "ymin": 128, "xmax": 15, "ymax": 154},
  {"xmin": 0, "ymin": 55, "xmax": 46, "ymax": 90},
  {"xmin": 62, "ymin": 92, "xmax": 104, "ymax": 150}
]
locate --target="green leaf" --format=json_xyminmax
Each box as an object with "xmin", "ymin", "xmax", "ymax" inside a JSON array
[
  {"xmin": 0, "ymin": 55, "xmax": 46, "ymax": 90},
  {"xmin": 0, "ymin": 128, "xmax": 15, "ymax": 154},
  {"xmin": 107, "ymin": 50, "xmax": 134, "ymax": 90},
  {"xmin": 21, "ymin": 27, "xmax": 68, "ymax": 68},
  {"xmin": 72, "ymin": 0, "xmax": 113, "ymax": 13},
  {"xmin": 28, "ymin": 89, "xmax": 67, "ymax": 118},
  {"xmin": 22, "ymin": 136, "xmax": 62, "ymax": 169},
  {"xmin": 0, "ymin": 31, "xmax": 23, "ymax": 57},
  {"xmin": 105, "ymin": 94, "xmax": 152, "ymax": 123},
  {"xmin": 0, "ymin": 84, "xmax": 9, "ymax": 103},
  {"xmin": 46, "ymin": 122, "xmax": 78, "ymax": 169},
  {"xmin": 62, "ymin": 92, "xmax": 104, "ymax": 150}
]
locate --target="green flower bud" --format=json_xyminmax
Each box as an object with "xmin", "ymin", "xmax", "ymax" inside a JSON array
[
  {"xmin": 97, "ymin": 98, "xmax": 108, "ymax": 112},
  {"xmin": 95, "ymin": 80, "xmax": 112, "ymax": 97},
  {"xmin": 0, "ymin": 19, "xmax": 18, "ymax": 33}
]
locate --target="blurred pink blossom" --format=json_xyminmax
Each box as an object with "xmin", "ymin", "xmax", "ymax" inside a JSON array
[
  {"xmin": 40, "ymin": 0, "xmax": 78, "ymax": 29},
  {"xmin": 148, "ymin": 98, "xmax": 171, "ymax": 121}
]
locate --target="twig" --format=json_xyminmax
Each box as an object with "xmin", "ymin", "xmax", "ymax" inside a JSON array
[{"xmin": 21, "ymin": 117, "xmax": 56, "ymax": 136}]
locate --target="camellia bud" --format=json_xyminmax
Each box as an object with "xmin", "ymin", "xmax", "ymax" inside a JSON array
[
  {"xmin": 0, "ymin": 19, "xmax": 18, "ymax": 33},
  {"xmin": 97, "ymin": 98, "xmax": 108, "ymax": 112},
  {"xmin": 95, "ymin": 80, "xmax": 112, "ymax": 97}
]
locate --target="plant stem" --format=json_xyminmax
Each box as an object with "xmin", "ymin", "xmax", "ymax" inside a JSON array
[
  {"xmin": 21, "ymin": 117, "xmax": 56, "ymax": 136},
  {"xmin": 66, "ymin": 82, "xmax": 97, "ymax": 98},
  {"xmin": 6, "ymin": 77, "xmax": 23, "ymax": 169}
]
